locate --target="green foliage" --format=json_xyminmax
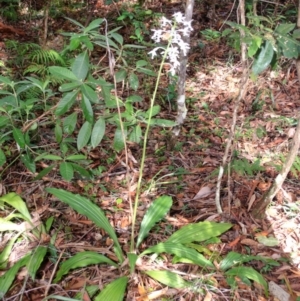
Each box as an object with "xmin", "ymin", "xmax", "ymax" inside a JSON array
[
  {"xmin": 231, "ymin": 158, "xmax": 264, "ymax": 176},
  {"xmin": 223, "ymin": 12, "xmax": 300, "ymax": 75}
]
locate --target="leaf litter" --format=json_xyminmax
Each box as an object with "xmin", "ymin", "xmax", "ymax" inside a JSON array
[{"xmin": 1, "ymin": 0, "xmax": 300, "ymax": 300}]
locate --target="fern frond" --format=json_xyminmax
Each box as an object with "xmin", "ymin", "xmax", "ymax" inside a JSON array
[{"xmin": 29, "ymin": 49, "xmax": 66, "ymax": 66}]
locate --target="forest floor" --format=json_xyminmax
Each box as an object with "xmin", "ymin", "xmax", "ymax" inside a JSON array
[{"xmin": 1, "ymin": 0, "xmax": 300, "ymax": 300}]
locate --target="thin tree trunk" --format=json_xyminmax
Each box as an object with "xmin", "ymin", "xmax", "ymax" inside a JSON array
[
  {"xmin": 174, "ymin": 0, "xmax": 194, "ymax": 134},
  {"xmin": 252, "ymin": 0, "xmax": 300, "ymax": 219}
]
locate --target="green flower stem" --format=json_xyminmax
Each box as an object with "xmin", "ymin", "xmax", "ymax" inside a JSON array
[{"xmin": 130, "ymin": 35, "xmax": 174, "ymax": 252}]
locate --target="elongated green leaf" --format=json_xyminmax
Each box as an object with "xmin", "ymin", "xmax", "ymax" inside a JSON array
[
  {"xmin": 141, "ymin": 242, "xmax": 214, "ymax": 268},
  {"xmin": 128, "ymin": 73, "xmax": 139, "ymax": 91},
  {"xmin": 63, "ymin": 112, "xmax": 77, "ymax": 134},
  {"xmin": 56, "ymin": 90, "xmax": 79, "ymax": 116},
  {"xmin": 275, "ymin": 23, "xmax": 295, "ymax": 35},
  {"xmin": 226, "ymin": 266, "xmax": 268, "ymax": 296},
  {"xmin": 115, "ymin": 69, "xmax": 127, "ymax": 83},
  {"xmin": 46, "ymin": 188, "xmax": 124, "ymax": 262},
  {"xmin": 0, "ymin": 193, "xmax": 31, "ymax": 222},
  {"xmin": 128, "ymin": 253, "xmax": 138, "ymax": 274},
  {"xmin": 81, "ymin": 95, "xmax": 94, "ymax": 123},
  {"xmin": 21, "ymin": 153, "xmax": 36, "ymax": 173},
  {"xmin": 0, "ymin": 235, "xmax": 19, "ymax": 269},
  {"xmin": 145, "ymin": 105, "xmax": 161, "ymax": 118},
  {"xmin": 55, "ymin": 123, "xmax": 63, "ymax": 144},
  {"xmin": 129, "ymin": 125, "xmax": 142, "ymax": 143},
  {"xmin": 59, "ymin": 81, "xmax": 81, "ymax": 92},
  {"xmin": 65, "ymin": 154, "xmax": 87, "ymax": 161},
  {"xmin": 0, "ymin": 253, "xmax": 31, "ymax": 298},
  {"xmin": 252, "ymin": 40, "xmax": 274, "ymax": 75},
  {"xmin": 27, "ymin": 246, "xmax": 48, "ymax": 280},
  {"xmin": 49, "ymin": 66, "xmax": 78, "ymax": 81},
  {"xmin": 146, "ymin": 270, "xmax": 190, "ymax": 289},
  {"xmin": 91, "ymin": 117, "xmax": 106, "ymax": 148},
  {"xmin": 72, "ymin": 51, "xmax": 89, "ymax": 81},
  {"xmin": 137, "ymin": 196, "xmax": 172, "ymax": 248},
  {"xmin": 0, "ymin": 218, "xmax": 20, "ymax": 231},
  {"xmin": 84, "ymin": 18, "xmax": 104, "ymax": 33},
  {"xmin": 167, "ymin": 221, "xmax": 232, "ymax": 244},
  {"xmin": 81, "ymin": 84, "xmax": 99, "ymax": 104},
  {"xmin": 59, "ymin": 162, "xmax": 74, "ymax": 181},
  {"xmin": 77, "ymin": 121, "xmax": 92, "ymax": 150},
  {"xmin": 13, "ymin": 127, "xmax": 25, "ymax": 149},
  {"xmin": 94, "ymin": 276, "xmax": 128, "ymax": 301},
  {"xmin": 35, "ymin": 165, "xmax": 55, "ymax": 179},
  {"xmin": 136, "ymin": 60, "xmax": 148, "ymax": 68},
  {"xmin": 113, "ymin": 127, "xmax": 127, "ymax": 152},
  {"xmin": 37, "ymin": 154, "xmax": 63, "ymax": 161},
  {"xmin": 54, "ymin": 251, "xmax": 117, "ymax": 283},
  {"xmin": 71, "ymin": 163, "xmax": 93, "ymax": 179}
]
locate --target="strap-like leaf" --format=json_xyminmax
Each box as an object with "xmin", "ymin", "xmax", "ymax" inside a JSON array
[
  {"xmin": 46, "ymin": 188, "xmax": 124, "ymax": 262},
  {"xmin": 94, "ymin": 276, "xmax": 128, "ymax": 301},
  {"xmin": 54, "ymin": 251, "xmax": 118, "ymax": 283},
  {"xmin": 167, "ymin": 221, "xmax": 232, "ymax": 244},
  {"xmin": 141, "ymin": 242, "xmax": 214, "ymax": 268},
  {"xmin": 27, "ymin": 246, "xmax": 48, "ymax": 280},
  {"xmin": 136, "ymin": 195, "xmax": 172, "ymax": 248},
  {"xmin": 145, "ymin": 270, "xmax": 190, "ymax": 289}
]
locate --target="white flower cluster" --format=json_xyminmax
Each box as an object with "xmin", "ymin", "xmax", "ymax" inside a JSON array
[{"xmin": 149, "ymin": 12, "xmax": 193, "ymax": 75}]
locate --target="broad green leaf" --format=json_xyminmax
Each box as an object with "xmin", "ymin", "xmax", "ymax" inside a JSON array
[
  {"xmin": 275, "ymin": 23, "xmax": 295, "ymax": 35},
  {"xmin": 115, "ymin": 69, "xmax": 127, "ymax": 83},
  {"xmin": 226, "ymin": 266, "xmax": 268, "ymax": 296},
  {"xmin": 110, "ymin": 32, "xmax": 123, "ymax": 45},
  {"xmin": 0, "ymin": 193, "xmax": 31, "ymax": 222},
  {"xmin": 252, "ymin": 40, "xmax": 274, "ymax": 75},
  {"xmin": 136, "ymin": 67, "xmax": 156, "ymax": 76},
  {"xmin": 129, "ymin": 125, "xmax": 142, "ymax": 143},
  {"xmin": 56, "ymin": 90, "xmax": 79, "ymax": 116},
  {"xmin": 0, "ymin": 218, "xmax": 20, "ymax": 231},
  {"xmin": 55, "ymin": 123, "xmax": 63, "ymax": 143},
  {"xmin": 77, "ymin": 121, "xmax": 92, "ymax": 150},
  {"xmin": 126, "ymin": 95, "xmax": 142, "ymax": 103},
  {"xmin": 277, "ymin": 36, "xmax": 298, "ymax": 59},
  {"xmin": 13, "ymin": 127, "xmax": 25, "ymax": 149},
  {"xmin": 63, "ymin": 112, "xmax": 78, "ymax": 134},
  {"xmin": 49, "ymin": 66, "xmax": 78, "ymax": 81},
  {"xmin": 94, "ymin": 276, "xmax": 128, "ymax": 301},
  {"xmin": 91, "ymin": 117, "xmax": 106, "ymax": 148},
  {"xmin": 21, "ymin": 153, "xmax": 36, "ymax": 173},
  {"xmin": 145, "ymin": 270, "xmax": 190, "ymax": 289},
  {"xmin": 59, "ymin": 162, "xmax": 74, "ymax": 181},
  {"xmin": 54, "ymin": 251, "xmax": 117, "ymax": 283},
  {"xmin": 293, "ymin": 28, "xmax": 300, "ymax": 39},
  {"xmin": 136, "ymin": 60, "xmax": 148, "ymax": 68},
  {"xmin": 84, "ymin": 18, "xmax": 104, "ymax": 33},
  {"xmin": 136, "ymin": 196, "xmax": 172, "ymax": 248},
  {"xmin": 0, "ymin": 149, "xmax": 6, "ymax": 166},
  {"xmin": 81, "ymin": 84, "xmax": 99, "ymax": 104},
  {"xmin": 81, "ymin": 95, "xmax": 94, "ymax": 123},
  {"xmin": 248, "ymin": 36, "xmax": 262, "ymax": 57},
  {"xmin": 113, "ymin": 127, "xmax": 127, "ymax": 152},
  {"xmin": 72, "ymin": 51, "xmax": 89, "ymax": 81},
  {"xmin": 27, "ymin": 246, "xmax": 48, "ymax": 280},
  {"xmin": 0, "ymin": 75, "xmax": 12, "ymax": 85},
  {"xmin": 128, "ymin": 73, "xmax": 139, "ymax": 91},
  {"xmin": 46, "ymin": 188, "xmax": 124, "ymax": 261},
  {"xmin": 167, "ymin": 222, "xmax": 232, "ymax": 244},
  {"xmin": 0, "ymin": 116, "xmax": 10, "ymax": 128},
  {"xmin": 0, "ymin": 254, "xmax": 31, "ymax": 298},
  {"xmin": 141, "ymin": 242, "xmax": 214, "ymax": 268},
  {"xmin": 145, "ymin": 105, "xmax": 161, "ymax": 118}
]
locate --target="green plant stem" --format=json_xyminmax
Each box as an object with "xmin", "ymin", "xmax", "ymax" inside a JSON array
[{"xmin": 130, "ymin": 39, "xmax": 173, "ymax": 252}]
